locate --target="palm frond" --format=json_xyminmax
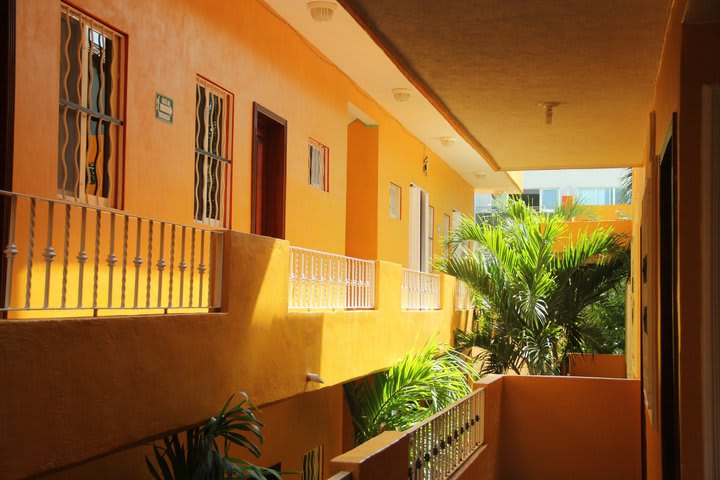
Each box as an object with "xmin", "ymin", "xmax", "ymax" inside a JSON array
[{"xmin": 345, "ymin": 341, "xmax": 477, "ymax": 445}]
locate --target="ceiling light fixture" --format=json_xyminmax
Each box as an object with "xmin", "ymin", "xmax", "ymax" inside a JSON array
[
  {"xmin": 307, "ymin": 1, "xmax": 337, "ymax": 22},
  {"xmin": 474, "ymin": 171, "xmax": 487, "ymax": 179},
  {"xmin": 439, "ymin": 136, "xmax": 456, "ymax": 147},
  {"xmin": 538, "ymin": 102, "xmax": 560, "ymax": 126},
  {"xmin": 392, "ymin": 88, "xmax": 412, "ymax": 102}
]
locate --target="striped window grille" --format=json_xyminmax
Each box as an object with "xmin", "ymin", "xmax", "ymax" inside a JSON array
[
  {"xmin": 390, "ymin": 183, "xmax": 401, "ymax": 219},
  {"xmin": 195, "ymin": 77, "xmax": 233, "ymax": 227},
  {"xmin": 308, "ymin": 139, "xmax": 329, "ymax": 191},
  {"xmin": 58, "ymin": 4, "xmax": 126, "ymax": 208}
]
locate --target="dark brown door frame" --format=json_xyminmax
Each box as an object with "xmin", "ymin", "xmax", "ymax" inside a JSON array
[
  {"xmin": 658, "ymin": 113, "xmax": 680, "ymax": 480},
  {"xmin": 0, "ymin": 0, "xmax": 16, "ymax": 317},
  {"xmin": 251, "ymin": 102, "xmax": 287, "ymax": 238}
]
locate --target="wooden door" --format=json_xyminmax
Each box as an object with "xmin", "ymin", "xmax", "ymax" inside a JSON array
[{"xmin": 252, "ymin": 103, "xmax": 286, "ymax": 239}]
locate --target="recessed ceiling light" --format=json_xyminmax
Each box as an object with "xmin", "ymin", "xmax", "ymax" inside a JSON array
[
  {"xmin": 474, "ymin": 171, "xmax": 487, "ymax": 178},
  {"xmin": 307, "ymin": 1, "xmax": 337, "ymax": 22},
  {"xmin": 439, "ymin": 136, "xmax": 456, "ymax": 147},
  {"xmin": 392, "ymin": 88, "xmax": 412, "ymax": 102}
]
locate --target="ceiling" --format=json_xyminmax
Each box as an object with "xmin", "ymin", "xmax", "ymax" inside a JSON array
[
  {"xmin": 339, "ymin": 0, "xmax": 671, "ymax": 171},
  {"xmin": 263, "ymin": 0, "xmax": 522, "ymax": 193}
]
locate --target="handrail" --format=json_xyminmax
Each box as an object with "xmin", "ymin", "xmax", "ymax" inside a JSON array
[
  {"xmin": 289, "ymin": 246, "xmax": 375, "ymax": 310},
  {"xmin": 401, "ymin": 268, "xmax": 440, "ymax": 310},
  {"xmin": 0, "ymin": 190, "xmax": 223, "ymax": 315},
  {"xmin": 406, "ymin": 388, "xmax": 485, "ymax": 480}
]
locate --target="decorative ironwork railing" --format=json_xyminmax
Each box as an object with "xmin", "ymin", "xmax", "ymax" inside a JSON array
[
  {"xmin": 401, "ymin": 269, "xmax": 440, "ymax": 310},
  {"xmin": 1, "ymin": 190, "xmax": 223, "ymax": 316},
  {"xmin": 288, "ymin": 247, "xmax": 375, "ymax": 310},
  {"xmin": 406, "ymin": 388, "xmax": 485, "ymax": 480}
]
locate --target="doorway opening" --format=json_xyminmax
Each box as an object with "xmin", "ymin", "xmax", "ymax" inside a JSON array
[
  {"xmin": 658, "ymin": 113, "xmax": 680, "ymax": 480},
  {"xmin": 252, "ymin": 103, "xmax": 287, "ymax": 239},
  {"xmin": 408, "ymin": 184, "xmax": 431, "ymax": 272}
]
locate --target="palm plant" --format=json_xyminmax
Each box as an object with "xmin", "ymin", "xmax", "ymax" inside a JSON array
[
  {"xmin": 345, "ymin": 341, "xmax": 477, "ymax": 445},
  {"xmin": 437, "ymin": 198, "xmax": 628, "ymax": 375},
  {"xmin": 145, "ymin": 393, "xmax": 282, "ymax": 480},
  {"xmin": 617, "ymin": 168, "xmax": 633, "ymax": 205}
]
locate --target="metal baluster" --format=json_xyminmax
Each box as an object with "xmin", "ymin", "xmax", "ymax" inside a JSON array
[
  {"xmin": 77, "ymin": 206, "xmax": 88, "ymax": 308},
  {"xmin": 106, "ymin": 213, "xmax": 117, "ymax": 308},
  {"xmin": 92, "ymin": 210, "xmax": 101, "ymax": 312},
  {"xmin": 60, "ymin": 204, "xmax": 71, "ymax": 308},
  {"xmin": 42, "ymin": 202, "xmax": 57, "ymax": 309},
  {"xmin": 178, "ymin": 226, "xmax": 186, "ymax": 307},
  {"xmin": 24, "ymin": 198, "xmax": 36, "ymax": 309},
  {"xmin": 198, "ymin": 230, "xmax": 206, "ymax": 307},
  {"xmin": 188, "ymin": 228, "xmax": 196, "ymax": 307},
  {"xmin": 156, "ymin": 222, "xmax": 166, "ymax": 308},
  {"xmin": 3, "ymin": 196, "xmax": 18, "ymax": 310},
  {"xmin": 133, "ymin": 218, "xmax": 143, "ymax": 308},
  {"xmin": 300, "ymin": 251, "xmax": 307, "ymax": 308},
  {"xmin": 168, "ymin": 225, "xmax": 176, "ymax": 309},
  {"xmin": 146, "ymin": 220, "xmax": 153, "ymax": 308},
  {"xmin": 120, "ymin": 215, "xmax": 128, "ymax": 308}
]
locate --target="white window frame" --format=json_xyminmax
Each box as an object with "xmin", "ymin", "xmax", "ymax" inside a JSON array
[
  {"xmin": 539, "ymin": 188, "xmax": 560, "ymax": 212},
  {"xmin": 390, "ymin": 183, "xmax": 402, "ymax": 220},
  {"xmin": 308, "ymin": 138, "xmax": 329, "ymax": 191},
  {"xmin": 578, "ymin": 187, "xmax": 618, "ymax": 206}
]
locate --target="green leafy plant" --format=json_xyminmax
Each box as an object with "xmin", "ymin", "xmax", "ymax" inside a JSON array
[
  {"xmin": 145, "ymin": 393, "xmax": 282, "ymax": 480},
  {"xmin": 345, "ymin": 341, "xmax": 477, "ymax": 445},
  {"xmin": 617, "ymin": 168, "xmax": 633, "ymax": 205},
  {"xmin": 438, "ymin": 197, "xmax": 629, "ymax": 375}
]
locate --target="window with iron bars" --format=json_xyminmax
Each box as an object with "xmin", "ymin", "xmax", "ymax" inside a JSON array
[
  {"xmin": 58, "ymin": 4, "xmax": 126, "ymax": 208},
  {"xmin": 195, "ymin": 77, "xmax": 233, "ymax": 227},
  {"xmin": 308, "ymin": 139, "xmax": 329, "ymax": 191}
]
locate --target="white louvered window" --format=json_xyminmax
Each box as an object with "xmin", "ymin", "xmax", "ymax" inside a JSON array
[
  {"xmin": 194, "ymin": 77, "xmax": 233, "ymax": 227},
  {"xmin": 390, "ymin": 183, "xmax": 401, "ymax": 219},
  {"xmin": 58, "ymin": 4, "xmax": 126, "ymax": 207},
  {"xmin": 308, "ymin": 139, "xmax": 329, "ymax": 191}
]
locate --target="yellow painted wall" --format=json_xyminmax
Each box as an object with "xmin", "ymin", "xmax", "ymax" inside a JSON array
[
  {"xmin": 13, "ymin": 0, "xmax": 474, "ymax": 260},
  {"xmin": 0, "ymin": 231, "xmax": 464, "ymax": 478},
  {"xmin": 375, "ymin": 119, "xmax": 474, "ymax": 266},
  {"xmin": 39, "ymin": 385, "xmax": 347, "ymax": 480}
]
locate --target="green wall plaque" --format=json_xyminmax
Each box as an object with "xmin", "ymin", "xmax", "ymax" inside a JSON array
[{"xmin": 155, "ymin": 93, "xmax": 174, "ymax": 124}]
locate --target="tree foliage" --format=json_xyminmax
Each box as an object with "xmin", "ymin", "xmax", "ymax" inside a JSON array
[
  {"xmin": 345, "ymin": 341, "xmax": 477, "ymax": 445},
  {"xmin": 437, "ymin": 198, "xmax": 629, "ymax": 375},
  {"xmin": 145, "ymin": 393, "xmax": 282, "ymax": 480}
]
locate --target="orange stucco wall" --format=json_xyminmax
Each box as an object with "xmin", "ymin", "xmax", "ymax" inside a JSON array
[
  {"xmin": 676, "ymin": 19, "xmax": 720, "ymax": 480},
  {"xmin": 567, "ymin": 353, "xmax": 627, "ymax": 378},
  {"xmin": 39, "ymin": 385, "xmax": 347, "ymax": 480},
  {"xmin": 0, "ymin": 231, "xmax": 464, "ymax": 479},
  {"xmin": 328, "ymin": 375, "xmax": 640, "ymax": 480},
  {"xmin": 556, "ymin": 219, "xmax": 632, "ymax": 248},
  {"xmin": 13, "ymin": 0, "xmax": 473, "ymax": 260},
  {"xmin": 499, "ymin": 376, "xmax": 641, "ymax": 480},
  {"xmin": 345, "ymin": 120, "xmax": 379, "ymax": 260},
  {"xmin": 630, "ymin": 0, "xmax": 720, "ymax": 477}
]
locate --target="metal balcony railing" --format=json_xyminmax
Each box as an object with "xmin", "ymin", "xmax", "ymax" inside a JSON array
[
  {"xmin": 1, "ymin": 190, "xmax": 223, "ymax": 316},
  {"xmin": 288, "ymin": 246, "xmax": 375, "ymax": 310},
  {"xmin": 407, "ymin": 388, "xmax": 485, "ymax": 480},
  {"xmin": 401, "ymin": 269, "xmax": 440, "ymax": 310}
]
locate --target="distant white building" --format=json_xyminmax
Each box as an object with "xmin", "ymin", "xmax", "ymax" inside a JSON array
[{"xmin": 476, "ymin": 168, "xmax": 628, "ymax": 217}]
